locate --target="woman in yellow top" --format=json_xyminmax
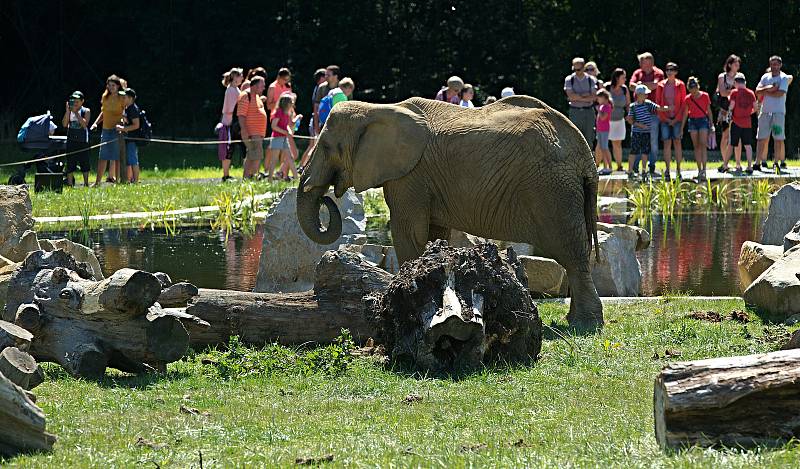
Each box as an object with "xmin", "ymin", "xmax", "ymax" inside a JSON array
[{"xmin": 90, "ymin": 75, "xmax": 126, "ymax": 185}]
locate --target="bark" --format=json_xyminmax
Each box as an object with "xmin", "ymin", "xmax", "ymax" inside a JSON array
[
  {"xmin": 0, "ymin": 371, "xmax": 56, "ymax": 456},
  {"xmin": 184, "ymin": 250, "xmax": 391, "ymax": 347},
  {"xmin": 654, "ymin": 349, "xmax": 800, "ymax": 450},
  {"xmin": 2, "ymin": 250, "xmax": 200, "ymax": 379},
  {"xmin": 157, "ymin": 282, "xmax": 199, "ymax": 308},
  {"xmin": 375, "ymin": 241, "xmax": 542, "ymax": 373},
  {"xmin": 0, "ymin": 347, "xmax": 43, "ymax": 390}
]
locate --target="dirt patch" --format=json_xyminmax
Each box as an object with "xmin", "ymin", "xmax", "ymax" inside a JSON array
[
  {"xmin": 295, "ymin": 454, "xmax": 334, "ymax": 465},
  {"xmin": 688, "ymin": 311, "xmax": 722, "ymax": 322}
]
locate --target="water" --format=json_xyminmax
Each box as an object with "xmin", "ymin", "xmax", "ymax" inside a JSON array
[{"xmin": 39, "ymin": 212, "xmax": 764, "ymax": 296}]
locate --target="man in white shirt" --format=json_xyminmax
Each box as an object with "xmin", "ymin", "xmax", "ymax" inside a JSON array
[{"xmin": 755, "ymin": 55, "xmax": 792, "ymax": 171}]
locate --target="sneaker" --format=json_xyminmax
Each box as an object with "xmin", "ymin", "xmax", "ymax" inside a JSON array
[
  {"xmin": 649, "ymin": 169, "xmax": 661, "ymax": 177},
  {"xmin": 598, "ymin": 168, "xmax": 612, "ymax": 176},
  {"xmin": 734, "ymin": 166, "xmax": 743, "ymax": 175},
  {"xmin": 616, "ymin": 166, "xmax": 625, "ymax": 173},
  {"xmin": 718, "ymin": 165, "xmax": 729, "ymax": 173},
  {"xmin": 774, "ymin": 163, "xmax": 783, "ymax": 174},
  {"xmin": 745, "ymin": 167, "xmax": 754, "ymax": 175},
  {"xmin": 664, "ymin": 172, "xmax": 671, "ymax": 182},
  {"xmin": 697, "ymin": 170, "xmax": 707, "ymax": 182},
  {"xmin": 780, "ymin": 161, "xmax": 787, "ymax": 169},
  {"xmin": 640, "ymin": 171, "xmax": 649, "ymax": 182},
  {"xmin": 221, "ymin": 175, "xmax": 234, "ymax": 182}
]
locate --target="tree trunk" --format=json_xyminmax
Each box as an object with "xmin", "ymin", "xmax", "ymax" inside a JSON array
[
  {"xmin": 0, "ymin": 371, "xmax": 56, "ymax": 456},
  {"xmin": 184, "ymin": 250, "xmax": 392, "ymax": 347},
  {"xmin": 654, "ymin": 349, "xmax": 800, "ymax": 450},
  {"xmin": 2, "ymin": 250, "xmax": 203, "ymax": 379},
  {"xmin": 0, "ymin": 347, "xmax": 43, "ymax": 390},
  {"xmin": 157, "ymin": 282, "xmax": 199, "ymax": 308}
]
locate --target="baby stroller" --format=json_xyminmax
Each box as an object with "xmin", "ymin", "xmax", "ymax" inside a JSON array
[{"xmin": 11, "ymin": 112, "xmax": 66, "ymax": 191}]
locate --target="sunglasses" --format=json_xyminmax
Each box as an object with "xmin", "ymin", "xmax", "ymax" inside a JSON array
[{"xmin": 585, "ymin": 67, "xmax": 595, "ymax": 71}]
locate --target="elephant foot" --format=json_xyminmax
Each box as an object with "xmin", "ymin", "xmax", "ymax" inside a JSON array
[
  {"xmin": 565, "ymin": 271, "xmax": 604, "ymax": 333},
  {"xmin": 566, "ymin": 308, "xmax": 604, "ymax": 333}
]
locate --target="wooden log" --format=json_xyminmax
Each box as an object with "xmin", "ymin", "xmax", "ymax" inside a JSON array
[
  {"xmin": 654, "ymin": 349, "xmax": 800, "ymax": 449},
  {"xmin": 0, "ymin": 347, "xmax": 43, "ymax": 390},
  {"xmin": 376, "ymin": 241, "xmax": 543, "ymax": 373},
  {"xmin": 2, "ymin": 250, "xmax": 198, "ymax": 379},
  {"xmin": 0, "ymin": 371, "xmax": 56, "ymax": 456},
  {"xmin": 157, "ymin": 282, "xmax": 199, "ymax": 308},
  {"xmin": 0, "ymin": 319, "xmax": 32, "ymax": 350},
  {"xmin": 184, "ymin": 250, "xmax": 391, "ymax": 347}
]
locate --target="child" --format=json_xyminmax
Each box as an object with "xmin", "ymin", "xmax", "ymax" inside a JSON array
[
  {"xmin": 116, "ymin": 88, "xmax": 141, "ymax": 183},
  {"xmin": 62, "ymin": 91, "xmax": 91, "ymax": 187},
  {"xmin": 681, "ymin": 77, "xmax": 715, "ymax": 182},
  {"xmin": 595, "ymin": 89, "xmax": 613, "ymax": 175},
  {"xmin": 626, "ymin": 84, "xmax": 671, "ymax": 180},
  {"xmin": 728, "ymin": 73, "xmax": 756, "ymax": 174},
  {"xmin": 270, "ymin": 93, "xmax": 300, "ymax": 181},
  {"xmin": 459, "ymin": 84, "xmax": 475, "ymax": 108}
]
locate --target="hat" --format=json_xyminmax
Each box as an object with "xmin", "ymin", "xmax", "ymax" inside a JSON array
[
  {"xmin": 117, "ymin": 89, "xmax": 126, "ymax": 96},
  {"xmin": 634, "ymin": 84, "xmax": 650, "ymax": 95},
  {"xmin": 734, "ymin": 72, "xmax": 746, "ymax": 82},
  {"xmin": 124, "ymin": 88, "xmax": 136, "ymax": 99},
  {"xmin": 501, "ymin": 87, "xmax": 515, "ymax": 98},
  {"xmin": 69, "ymin": 91, "xmax": 84, "ymax": 100}
]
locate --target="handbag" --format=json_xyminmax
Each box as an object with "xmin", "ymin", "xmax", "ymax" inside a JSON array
[{"xmin": 707, "ymin": 130, "xmax": 717, "ymax": 150}]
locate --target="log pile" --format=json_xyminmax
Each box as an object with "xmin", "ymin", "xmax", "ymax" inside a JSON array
[
  {"xmin": 2, "ymin": 250, "xmax": 200, "ymax": 379},
  {"xmin": 654, "ymin": 349, "xmax": 800, "ymax": 449},
  {"xmin": 374, "ymin": 241, "xmax": 542, "ymax": 373}
]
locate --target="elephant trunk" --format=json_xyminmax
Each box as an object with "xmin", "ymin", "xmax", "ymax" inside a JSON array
[{"xmin": 296, "ymin": 175, "xmax": 343, "ymax": 245}]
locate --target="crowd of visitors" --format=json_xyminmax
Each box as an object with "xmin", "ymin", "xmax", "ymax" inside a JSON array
[{"xmin": 563, "ymin": 53, "xmax": 793, "ymax": 181}]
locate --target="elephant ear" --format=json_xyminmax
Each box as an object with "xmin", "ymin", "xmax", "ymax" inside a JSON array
[{"xmin": 351, "ymin": 106, "xmax": 429, "ymax": 192}]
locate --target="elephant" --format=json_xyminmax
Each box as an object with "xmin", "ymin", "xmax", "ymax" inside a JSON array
[{"xmin": 297, "ymin": 96, "xmax": 603, "ymax": 330}]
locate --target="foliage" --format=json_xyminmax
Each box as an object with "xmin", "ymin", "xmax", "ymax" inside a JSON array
[
  {"xmin": 363, "ymin": 189, "xmax": 390, "ymax": 217},
  {"xmin": 201, "ymin": 330, "xmax": 355, "ymax": 380}
]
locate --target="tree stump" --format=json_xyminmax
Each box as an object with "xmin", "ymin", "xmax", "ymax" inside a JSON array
[
  {"xmin": 374, "ymin": 241, "xmax": 542, "ymax": 373},
  {"xmin": 1, "ymin": 319, "xmax": 32, "ymax": 350},
  {"xmin": 2, "ymin": 250, "xmax": 199, "ymax": 379},
  {"xmin": 0, "ymin": 371, "xmax": 56, "ymax": 456},
  {"xmin": 654, "ymin": 349, "xmax": 800, "ymax": 449},
  {"xmin": 0, "ymin": 347, "xmax": 43, "ymax": 390}
]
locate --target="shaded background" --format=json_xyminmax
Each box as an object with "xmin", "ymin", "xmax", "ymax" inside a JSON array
[{"xmin": 3, "ymin": 0, "xmax": 798, "ymax": 165}]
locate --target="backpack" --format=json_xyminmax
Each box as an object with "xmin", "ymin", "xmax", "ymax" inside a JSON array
[
  {"xmin": 318, "ymin": 93, "xmax": 335, "ymax": 126},
  {"xmin": 135, "ymin": 108, "xmax": 153, "ymax": 146}
]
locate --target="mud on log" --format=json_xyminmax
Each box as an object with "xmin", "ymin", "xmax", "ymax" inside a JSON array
[
  {"xmin": 2, "ymin": 250, "xmax": 198, "ymax": 379},
  {"xmin": 0, "ymin": 371, "xmax": 56, "ymax": 456},
  {"xmin": 654, "ymin": 349, "xmax": 800, "ymax": 450},
  {"xmin": 184, "ymin": 250, "xmax": 391, "ymax": 347},
  {"xmin": 375, "ymin": 241, "xmax": 543, "ymax": 373}
]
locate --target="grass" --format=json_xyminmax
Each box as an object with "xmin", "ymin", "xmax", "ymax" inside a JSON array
[{"xmin": 7, "ymin": 299, "xmax": 800, "ymax": 467}]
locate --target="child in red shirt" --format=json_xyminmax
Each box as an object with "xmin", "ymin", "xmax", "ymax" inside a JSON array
[
  {"xmin": 681, "ymin": 77, "xmax": 715, "ymax": 182},
  {"xmin": 728, "ymin": 73, "xmax": 756, "ymax": 174},
  {"xmin": 269, "ymin": 93, "xmax": 302, "ymax": 181}
]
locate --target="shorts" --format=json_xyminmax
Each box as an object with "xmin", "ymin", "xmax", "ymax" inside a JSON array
[
  {"xmin": 244, "ymin": 136, "xmax": 264, "ymax": 161},
  {"xmin": 756, "ymin": 112, "xmax": 786, "ymax": 141},
  {"xmin": 730, "ymin": 123, "xmax": 753, "ymax": 147},
  {"xmin": 218, "ymin": 124, "xmax": 233, "ymax": 161},
  {"xmin": 125, "ymin": 141, "xmax": 139, "ymax": 166},
  {"xmin": 596, "ymin": 131, "xmax": 609, "ymax": 150},
  {"xmin": 687, "ymin": 117, "xmax": 710, "ymax": 132},
  {"xmin": 630, "ymin": 132, "xmax": 650, "ymax": 156},
  {"xmin": 269, "ymin": 136, "xmax": 290, "ymax": 150},
  {"xmin": 99, "ymin": 128, "xmax": 120, "ymax": 161},
  {"xmin": 660, "ymin": 121, "xmax": 682, "ymax": 140},
  {"xmin": 609, "ymin": 119, "xmax": 626, "ymax": 141},
  {"xmin": 65, "ymin": 140, "xmax": 90, "ymax": 173}
]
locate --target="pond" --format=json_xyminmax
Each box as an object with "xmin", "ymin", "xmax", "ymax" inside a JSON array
[{"xmin": 37, "ymin": 212, "xmax": 762, "ymax": 296}]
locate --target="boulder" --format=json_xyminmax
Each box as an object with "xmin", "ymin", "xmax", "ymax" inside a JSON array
[
  {"xmin": 784, "ymin": 220, "xmax": 800, "ymax": 253},
  {"xmin": 761, "ymin": 182, "xmax": 800, "ymax": 245},
  {"xmin": 254, "ymin": 188, "xmax": 366, "ymax": 293},
  {"xmin": 0, "ymin": 186, "xmax": 34, "ymax": 263},
  {"xmin": 519, "ymin": 255, "xmax": 568, "ymax": 297},
  {"xmin": 590, "ymin": 223, "xmax": 651, "ymax": 296},
  {"xmin": 47, "ymin": 238, "xmax": 104, "ymax": 280},
  {"xmin": 743, "ymin": 246, "xmax": 800, "ymax": 321},
  {"xmin": 338, "ymin": 244, "xmax": 400, "ymax": 274},
  {"xmin": 738, "ymin": 241, "xmax": 784, "ymax": 290}
]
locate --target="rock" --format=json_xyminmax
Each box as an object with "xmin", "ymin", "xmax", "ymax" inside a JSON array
[
  {"xmin": 448, "ymin": 230, "xmax": 484, "ymax": 248},
  {"xmin": 12, "ymin": 231, "xmax": 41, "ymax": 263},
  {"xmin": 254, "ymin": 188, "xmax": 366, "ymax": 293},
  {"xmin": 519, "ymin": 255, "xmax": 568, "ymax": 297},
  {"xmin": 784, "ymin": 313, "xmax": 800, "ymax": 326},
  {"xmin": 761, "ymin": 182, "xmax": 800, "ymax": 245},
  {"xmin": 738, "ymin": 241, "xmax": 784, "ymax": 290},
  {"xmin": 743, "ymin": 246, "xmax": 800, "ymax": 321},
  {"xmin": 0, "ymin": 186, "xmax": 34, "ymax": 263},
  {"xmin": 0, "ymin": 268, "xmax": 13, "ymax": 312},
  {"xmin": 784, "ymin": 220, "xmax": 800, "ymax": 253},
  {"xmin": 153, "ymin": 272, "xmax": 173, "ymax": 289},
  {"xmin": 339, "ymin": 244, "xmax": 400, "ymax": 274},
  {"xmin": 783, "ymin": 330, "xmax": 800, "ymax": 350},
  {"xmin": 588, "ymin": 223, "xmax": 651, "ymax": 296}
]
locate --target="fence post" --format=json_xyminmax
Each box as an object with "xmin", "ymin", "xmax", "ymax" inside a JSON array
[{"xmin": 118, "ymin": 132, "xmax": 127, "ymax": 183}]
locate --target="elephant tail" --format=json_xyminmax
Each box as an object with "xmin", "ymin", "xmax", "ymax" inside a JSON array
[{"xmin": 583, "ymin": 175, "xmax": 600, "ymax": 263}]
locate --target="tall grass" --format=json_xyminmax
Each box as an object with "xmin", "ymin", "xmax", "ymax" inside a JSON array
[{"xmin": 625, "ymin": 179, "xmax": 778, "ymax": 216}]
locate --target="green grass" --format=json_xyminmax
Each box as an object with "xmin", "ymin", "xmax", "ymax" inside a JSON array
[
  {"xmin": 7, "ymin": 299, "xmax": 799, "ymax": 467},
  {"xmin": 606, "ymin": 158, "xmax": 800, "ymax": 173}
]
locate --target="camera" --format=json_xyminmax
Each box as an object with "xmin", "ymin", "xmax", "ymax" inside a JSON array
[{"xmin": 68, "ymin": 98, "xmax": 76, "ymax": 107}]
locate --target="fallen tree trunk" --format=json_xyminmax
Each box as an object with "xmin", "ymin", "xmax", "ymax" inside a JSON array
[
  {"xmin": 0, "ymin": 347, "xmax": 43, "ymax": 390},
  {"xmin": 2, "ymin": 250, "xmax": 203, "ymax": 379},
  {"xmin": 158, "ymin": 282, "xmax": 199, "ymax": 308},
  {"xmin": 654, "ymin": 349, "xmax": 800, "ymax": 449},
  {"xmin": 184, "ymin": 250, "xmax": 391, "ymax": 347},
  {"xmin": 0, "ymin": 371, "xmax": 56, "ymax": 456}
]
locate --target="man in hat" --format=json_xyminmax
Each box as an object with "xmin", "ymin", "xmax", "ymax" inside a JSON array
[
  {"xmin": 62, "ymin": 91, "xmax": 91, "ymax": 186},
  {"xmin": 564, "ymin": 57, "xmax": 599, "ymax": 148}
]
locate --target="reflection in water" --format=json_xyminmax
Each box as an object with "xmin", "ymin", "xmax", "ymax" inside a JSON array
[{"xmin": 41, "ymin": 212, "xmax": 764, "ymax": 296}]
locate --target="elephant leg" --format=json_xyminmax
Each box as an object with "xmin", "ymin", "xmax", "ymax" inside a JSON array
[
  {"xmin": 565, "ymin": 265, "xmax": 604, "ymax": 332},
  {"xmin": 390, "ymin": 215, "xmax": 429, "ymax": 265}
]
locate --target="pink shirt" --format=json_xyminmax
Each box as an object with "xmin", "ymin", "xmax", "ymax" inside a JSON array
[
  {"xmin": 596, "ymin": 103, "xmax": 612, "ymax": 132},
  {"xmin": 271, "ymin": 107, "xmax": 291, "ymax": 138},
  {"xmin": 221, "ymin": 85, "xmax": 241, "ymax": 126}
]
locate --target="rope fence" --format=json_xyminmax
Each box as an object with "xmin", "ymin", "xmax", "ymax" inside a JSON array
[{"xmin": 0, "ymin": 134, "xmax": 318, "ymax": 167}]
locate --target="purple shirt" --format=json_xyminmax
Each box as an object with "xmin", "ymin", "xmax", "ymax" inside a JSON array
[{"xmin": 435, "ymin": 88, "xmax": 460, "ymax": 105}]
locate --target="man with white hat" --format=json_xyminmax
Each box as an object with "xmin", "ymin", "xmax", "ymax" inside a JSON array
[{"xmin": 501, "ymin": 87, "xmax": 515, "ymax": 98}]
